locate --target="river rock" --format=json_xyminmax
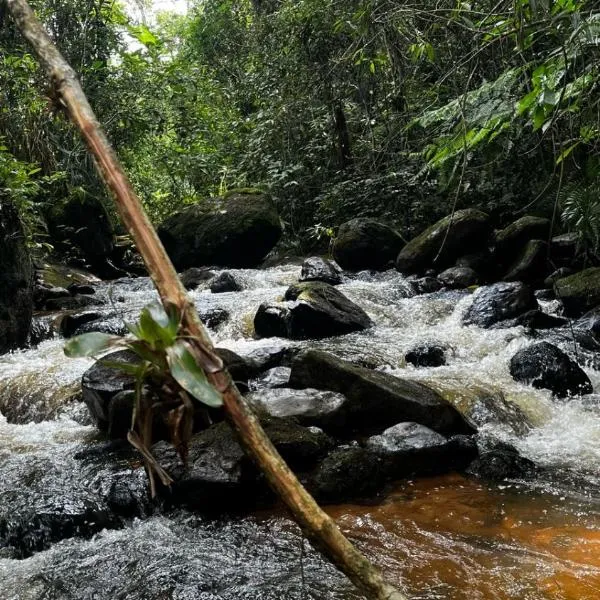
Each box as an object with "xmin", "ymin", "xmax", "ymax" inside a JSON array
[
  {"xmin": 247, "ymin": 387, "xmax": 349, "ymax": 432},
  {"xmin": 502, "ymin": 240, "xmax": 549, "ymax": 283},
  {"xmin": 44, "ymin": 294, "xmax": 105, "ymax": 312},
  {"xmin": 0, "ymin": 200, "xmax": 33, "ymax": 353},
  {"xmin": 405, "ymin": 344, "xmax": 446, "ymax": 367},
  {"xmin": 180, "ymin": 267, "xmax": 215, "ymax": 290},
  {"xmin": 210, "ymin": 271, "xmax": 244, "ymax": 293},
  {"xmin": 544, "ymin": 267, "xmax": 573, "ymax": 289},
  {"xmin": 494, "ymin": 216, "xmax": 551, "ymax": 259},
  {"xmin": 289, "ymin": 350, "xmax": 474, "ymax": 435},
  {"xmin": 245, "ymin": 343, "xmax": 297, "ymax": 371},
  {"xmin": 309, "ymin": 446, "xmax": 389, "ymax": 502},
  {"xmin": 68, "ymin": 283, "xmax": 96, "ymax": 295},
  {"xmin": 215, "ymin": 347, "xmax": 260, "ymax": 393},
  {"xmin": 250, "ymin": 366, "xmax": 291, "ymax": 389},
  {"xmin": 510, "ymin": 309, "xmax": 567, "ymax": 330},
  {"xmin": 437, "ymin": 266, "xmax": 478, "ymax": 289},
  {"xmin": 254, "ymin": 282, "xmax": 372, "ymax": 340},
  {"xmin": 299, "ymin": 256, "xmax": 343, "ymax": 285},
  {"xmin": 467, "ymin": 439, "xmax": 537, "ymax": 481},
  {"xmin": 463, "ymin": 281, "xmax": 538, "ymax": 328},
  {"xmin": 550, "ymin": 232, "xmax": 579, "ymax": 267},
  {"xmin": 554, "ymin": 267, "xmax": 600, "ymax": 317},
  {"xmin": 158, "ymin": 192, "xmax": 282, "ymax": 270},
  {"xmin": 59, "ymin": 311, "xmax": 104, "ymax": 338},
  {"xmin": 396, "ymin": 209, "xmax": 491, "ymax": 274},
  {"xmin": 509, "ymin": 342, "xmax": 592, "ymax": 398},
  {"xmin": 332, "ymin": 218, "xmax": 404, "ymax": 271},
  {"xmin": 409, "ymin": 276, "xmax": 442, "ymax": 295}
]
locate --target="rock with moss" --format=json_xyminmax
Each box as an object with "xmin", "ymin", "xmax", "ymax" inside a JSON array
[
  {"xmin": 0, "ymin": 200, "xmax": 33, "ymax": 353},
  {"xmin": 494, "ymin": 216, "xmax": 551, "ymax": 259},
  {"xmin": 254, "ymin": 281, "xmax": 372, "ymax": 340},
  {"xmin": 502, "ymin": 240, "xmax": 549, "ymax": 283},
  {"xmin": 554, "ymin": 267, "xmax": 600, "ymax": 317},
  {"xmin": 396, "ymin": 209, "xmax": 491, "ymax": 274},
  {"xmin": 158, "ymin": 192, "xmax": 282, "ymax": 270},
  {"xmin": 289, "ymin": 350, "xmax": 474, "ymax": 435},
  {"xmin": 332, "ymin": 218, "xmax": 404, "ymax": 271}
]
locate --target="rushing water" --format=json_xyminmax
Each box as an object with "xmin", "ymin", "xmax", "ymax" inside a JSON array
[{"xmin": 1, "ymin": 265, "xmax": 599, "ymax": 599}]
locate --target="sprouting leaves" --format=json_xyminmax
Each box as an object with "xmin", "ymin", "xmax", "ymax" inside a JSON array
[{"xmin": 64, "ymin": 332, "xmax": 123, "ymax": 357}]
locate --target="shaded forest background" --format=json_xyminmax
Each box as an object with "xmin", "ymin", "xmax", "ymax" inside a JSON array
[{"xmin": 1, "ymin": 0, "xmax": 599, "ymax": 257}]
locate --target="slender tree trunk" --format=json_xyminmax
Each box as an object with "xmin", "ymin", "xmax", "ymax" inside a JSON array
[{"xmin": 4, "ymin": 2, "xmax": 407, "ymax": 599}]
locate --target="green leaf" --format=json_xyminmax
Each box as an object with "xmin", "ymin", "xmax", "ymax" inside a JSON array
[
  {"xmin": 64, "ymin": 332, "xmax": 123, "ymax": 358},
  {"xmin": 166, "ymin": 341, "xmax": 223, "ymax": 408}
]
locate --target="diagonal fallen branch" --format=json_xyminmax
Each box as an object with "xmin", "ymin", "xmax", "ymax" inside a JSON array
[{"xmin": 4, "ymin": 1, "xmax": 407, "ymax": 598}]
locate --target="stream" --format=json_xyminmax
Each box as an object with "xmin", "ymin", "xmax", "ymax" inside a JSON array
[{"xmin": 1, "ymin": 265, "xmax": 599, "ymax": 599}]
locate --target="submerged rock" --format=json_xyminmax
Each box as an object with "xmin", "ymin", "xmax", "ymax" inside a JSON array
[
  {"xmin": 437, "ymin": 266, "xmax": 478, "ymax": 289},
  {"xmin": 0, "ymin": 200, "xmax": 33, "ymax": 353},
  {"xmin": 299, "ymin": 256, "xmax": 343, "ymax": 285},
  {"xmin": 509, "ymin": 342, "xmax": 592, "ymax": 398},
  {"xmin": 210, "ymin": 271, "xmax": 244, "ymax": 293},
  {"xmin": 250, "ymin": 366, "xmax": 291, "ymax": 389},
  {"xmin": 463, "ymin": 281, "xmax": 538, "ymax": 328},
  {"xmin": 180, "ymin": 267, "xmax": 215, "ymax": 290},
  {"xmin": 254, "ymin": 281, "xmax": 372, "ymax": 340},
  {"xmin": 554, "ymin": 267, "xmax": 600, "ymax": 317},
  {"xmin": 405, "ymin": 344, "xmax": 446, "ymax": 368},
  {"xmin": 332, "ymin": 218, "xmax": 404, "ymax": 271},
  {"xmin": 159, "ymin": 192, "xmax": 282, "ymax": 270},
  {"xmin": 409, "ymin": 276, "xmax": 442, "ymax": 295},
  {"xmin": 467, "ymin": 439, "xmax": 537, "ymax": 481},
  {"xmin": 396, "ymin": 209, "xmax": 491, "ymax": 274},
  {"xmin": 289, "ymin": 350, "xmax": 474, "ymax": 435}
]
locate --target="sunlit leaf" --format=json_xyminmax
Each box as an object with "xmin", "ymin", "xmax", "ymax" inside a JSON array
[{"xmin": 64, "ymin": 332, "xmax": 123, "ymax": 358}]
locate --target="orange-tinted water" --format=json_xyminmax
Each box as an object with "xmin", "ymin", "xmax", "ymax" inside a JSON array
[{"xmin": 324, "ymin": 474, "xmax": 600, "ymax": 599}]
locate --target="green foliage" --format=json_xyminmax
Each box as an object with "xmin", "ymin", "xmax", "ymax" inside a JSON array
[{"xmin": 64, "ymin": 301, "xmax": 223, "ymax": 494}]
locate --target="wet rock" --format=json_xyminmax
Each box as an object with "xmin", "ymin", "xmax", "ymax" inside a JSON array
[
  {"xmin": 550, "ymin": 232, "xmax": 579, "ymax": 267},
  {"xmin": 332, "ymin": 218, "xmax": 404, "ymax": 271},
  {"xmin": 35, "ymin": 259, "xmax": 101, "ymax": 290},
  {"xmin": 215, "ymin": 347, "xmax": 260, "ymax": 393},
  {"xmin": 210, "ymin": 271, "xmax": 244, "ymax": 293},
  {"xmin": 67, "ymin": 283, "xmax": 96, "ymax": 295},
  {"xmin": 510, "ymin": 342, "xmax": 592, "ymax": 398},
  {"xmin": 405, "ymin": 344, "xmax": 446, "ymax": 368},
  {"xmin": 365, "ymin": 422, "xmax": 476, "ymax": 477},
  {"xmin": 299, "ymin": 256, "xmax": 343, "ymax": 285},
  {"xmin": 437, "ymin": 266, "xmax": 478, "ymax": 289},
  {"xmin": 33, "ymin": 285, "xmax": 70, "ymax": 310},
  {"xmin": 0, "ymin": 200, "xmax": 33, "ymax": 353},
  {"xmin": 544, "ymin": 267, "xmax": 573, "ymax": 289},
  {"xmin": 201, "ymin": 307, "xmax": 230, "ymax": 330},
  {"xmin": 180, "ymin": 267, "xmax": 215, "ymax": 290},
  {"xmin": 159, "ymin": 192, "xmax": 282, "ymax": 270},
  {"xmin": 309, "ymin": 446, "xmax": 388, "ymax": 502},
  {"xmin": 255, "ymin": 282, "xmax": 372, "ymax": 340},
  {"xmin": 44, "ymin": 294, "xmax": 105, "ymax": 312},
  {"xmin": 289, "ymin": 350, "xmax": 474, "ymax": 435},
  {"xmin": 502, "ymin": 240, "xmax": 549, "ymax": 283},
  {"xmin": 494, "ymin": 216, "xmax": 551, "ymax": 260},
  {"xmin": 467, "ymin": 439, "xmax": 537, "ymax": 481},
  {"xmin": 409, "ymin": 276, "xmax": 442, "ymax": 295},
  {"xmin": 510, "ymin": 309, "xmax": 567, "ymax": 330},
  {"xmin": 250, "ymin": 366, "xmax": 291, "ymax": 389},
  {"xmin": 455, "ymin": 251, "xmax": 495, "ymax": 280},
  {"xmin": 554, "ymin": 267, "xmax": 600, "ymax": 317},
  {"xmin": 245, "ymin": 343, "xmax": 297, "ymax": 371},
  {"xmin": 535, "ymin": 289, "xmax": 555, "ymax": 300},
  {"xmin": 247, "ymin": 387, "xmax": 349, "ymax": 432},
  {"xmin": 396, "ymin": 209, "xmax": 491, "ymax": 274},
  {"xmin": 463, "ymin": 281, "xmax": 538, "ymax": 328},
  {"xmin": 59, "ymin": 311, "xmax": 104, "ymax": 338}
]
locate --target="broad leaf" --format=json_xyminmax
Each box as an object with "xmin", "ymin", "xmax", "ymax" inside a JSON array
[
  {"xmin": 166, "ymin": 341, "xmax": 223, "ymax": 408},
  {"xmin": 64, "ymin": 332, "xmax": 123, "ymax": 358}
]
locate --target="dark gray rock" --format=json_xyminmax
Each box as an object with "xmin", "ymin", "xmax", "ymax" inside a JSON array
[
  {"xmin": 44, "ymin": 294, "xmax": 105, "ymax": 312},
  {"xmin": 405, "ymin": 344, "xmax": 446, "ymax": 368},
  {"xmin": 251, "ymin": 366, "xmax": 291, "ymax": 389},
  {"xmin": 247, "ymin": 387, "xmax": 349, "ymax": 432},
  {"xmin": 255, "ymin": 281, "xmax": 372, "ymax": 340},
  {"xmin": 245, "ymin": 344, "xmax": 297, "ymax": 371},
  {"xmin": 544, "ymin": 267, "xmax": 573, "ymax": 289},
  {"xmin": 463, "ymin": 282, "xmax": 538, "ymax": 328},
  {"xmin": 510, "ymin": 309, "xmax": 567, "ymax": 330},
  {"xmin": 180, "ymin": 267, "xmax": 215, "ymax": 290},
  {"xmin": 467, "ymin": 439, "xmax": 537, "ymax": 481},
  {"xmin": 333, "ymin": 218, "xmax": 404, "ymax": 271},
  {"xmin": 215, "ymin": 347, "xmax": 260, "ymax": 393},
  {"xmin": 409, "ymin": 276, "xmax": 442, "ymax": 295},
  {"xmin": 554, "ymin": 268, "xmax": 600, "ymax": 317},
  {"xmin": 0, "ymin": 200, "xmax": 33, "ymax": 353},
  {"xmin": 510, "ymin": 342, "xmax": 592, "ymax": 398},
  {"xmin": 494, "ymin": 216, "xmax": 551, "ymax": 260},
  {"xmin": 299, "ymin": 256, "xmax": 343, "ymax": 285},
  {"xmin": 289, "ymin": 350, "xmax": 474, "ymax": 435},
  {"xmin": 437, "ymin": 266, "xmax": 478, "ymax": 289},
  {"xmin": 67, "ymin": 283, "xmax": 96, "ymax": 295},
  {"xmin": 210, "ymin": 271, "xmax": 244, "ymax": 293},
  {"xmin": 502, "ymin": 240, "xmax": 549, "ymax": 283},
  {"xmin": 159, "ymin": 192, "xmax": 282, "ymax": 270},
  {"xmin": 396, "ymin": 209, "xmax": 491, "ymax": 274},
  {"xmin": 550, "ymin": 232, "xmax": 579, "ymax": 268},
  {"xmin": 59, "ymin": 311, "xmax": 104, "ymax": 338}
]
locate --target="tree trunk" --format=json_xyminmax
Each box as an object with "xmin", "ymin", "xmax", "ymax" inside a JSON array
[{"xmin": 4, "ymin": 2, "xmax": 407, "ymax": 599}]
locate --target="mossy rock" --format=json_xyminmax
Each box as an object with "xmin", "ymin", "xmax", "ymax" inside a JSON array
[
  {"xmin": 502, "ymin": 239, "xmax": 549, "ymax": 283},
  {"xmin": 554, "ymin": 267, "xmax": 600, "ymax": 317},
  {"xmin": 494, "ymin": 216, "xmax": 551, "ymax": 259}
]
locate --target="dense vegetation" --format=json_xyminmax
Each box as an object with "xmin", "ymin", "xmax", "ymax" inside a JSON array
[{"xmin": 1, "ymin": 0, "xmax": 599, "ymax": 255}]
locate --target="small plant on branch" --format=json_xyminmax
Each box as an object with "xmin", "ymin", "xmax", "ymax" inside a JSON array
[{"xmin": 64, "ymin": 301, "xmax": 223, "ymax": 497}]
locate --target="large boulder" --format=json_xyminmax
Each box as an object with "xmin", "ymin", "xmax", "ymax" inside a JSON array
[
  {"xmin": 0, "ymin": 201, "xmax": 33, "ymax": 353},
  {"xmin": 554, "ymin": 268, "xmax": 600, "ymax": 317},
  {"xmin": 494, "ymin": 216, "xmax": 551, "ymax": 259},
  {"xmin": 158, "ymin": 192, "xmax": 282, "ymax": 270},
  {"xmin": 45, "ymin": 193, "xmax": 115, "ymax": 269},
  {"xmin": 463, "ymin": 281, "xmax": 538, "ymax": 328},
  {"xmin": 332, "ymin": 218, "xmax": 404, "ymax": 271},
  {"xmin": 502, "ymin": 240, "xmax": 549, "ymax": 283},
  {"xmin": 299, "ymin": 257, "xmax": 342, "ymax": 285},
  {"xmin": 289, "ymin": 350, "xmax": 474, "ymax": 435},
  {"xmin": 509, "ymin": 342, "xmax": 592, "ymax": 398},
  {"xmin": 396, "ymin": 209, "xmax": 491, "ymax": 274},
  {"xmin": 437, "ymin": 266, "xmax": 478, "ymax": 289},
  {"xmin": 254, "ymin": 281, "xmax": 372, "ymax": 340}
]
